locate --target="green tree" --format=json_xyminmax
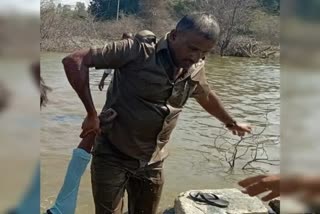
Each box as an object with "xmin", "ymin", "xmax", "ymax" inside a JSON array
[
  {"xmin": 62, "ymin": 4, "xmax": 72, "ymax": 16},
  {"xmin": 56, "ymin": 3, "xmax": 63, "ymax": 13},
  {"xmin": 41, "ymin": 0, "xmax": 56, "ymax": 12},
  {"xmin": 88, "ymin": 0, "xmax": 139, "ymax": 20},
  {"xmin": 258, "ymin": 0, "xmax": 280, "ymax": 15},
  {"xmin": 74, "ymin": 2, "xmax": 87, "ymax": 18}
]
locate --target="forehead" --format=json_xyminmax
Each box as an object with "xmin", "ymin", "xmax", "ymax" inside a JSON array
[{"xmin": 179, "ymin": 31, "xmax": 216, "ymax": 51}]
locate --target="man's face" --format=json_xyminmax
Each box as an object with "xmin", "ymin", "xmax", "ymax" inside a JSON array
[{"xmin": 169, "ymin": 30, "xmax": 216, "ymax": 69}]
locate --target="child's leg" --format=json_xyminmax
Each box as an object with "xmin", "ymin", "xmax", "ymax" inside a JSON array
[{"xmin": 47, "ymin": 133, "xmax": 95, "ymax": 214}]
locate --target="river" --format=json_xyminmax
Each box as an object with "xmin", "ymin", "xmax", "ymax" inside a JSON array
[{"xmin": 40, "ymin": 52, "xmax": 280, "ymax": 213}]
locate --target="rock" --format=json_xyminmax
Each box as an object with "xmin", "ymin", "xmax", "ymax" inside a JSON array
[{"xmin": 174, "ymin": 188, "xmax": 268, "ymax": 214}]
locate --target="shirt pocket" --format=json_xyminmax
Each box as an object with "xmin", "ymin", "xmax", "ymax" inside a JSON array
[{"xmin": 168, "ymin": 79, "xmax": 197, "ymax": 108}]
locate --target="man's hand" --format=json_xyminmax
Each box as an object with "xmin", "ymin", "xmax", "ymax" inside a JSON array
[
  {"xmin": 238, "ymin": 174, "xmax": 280, "ymax": 201},
  {"xmin": 227, "ymin": 122, "xmax": 252, "ymax": 137},
  {"xmin": 80, "ymin": 114, "xmax": 101, "ymax": 138},
  {"xmin": 98, "ymin": 81, "xmax": 104, "ymax": 91}
]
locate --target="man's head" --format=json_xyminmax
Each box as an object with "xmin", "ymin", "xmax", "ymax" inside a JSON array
[
  {"xmin": 168, "ymin": 13, "xmax": 220, "ymax": 69},
  {"xmin": 122, "ymin": 32, "xmax": 133, "ymax": 39}
]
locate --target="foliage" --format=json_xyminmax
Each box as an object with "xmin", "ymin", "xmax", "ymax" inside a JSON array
[
  {"xmin": 88, "ymin": 0, "xmax": 139, "ymax": 20},
  {"xmin": 257, "ymin": 0, "xmax": 280, "ymax": 15}
]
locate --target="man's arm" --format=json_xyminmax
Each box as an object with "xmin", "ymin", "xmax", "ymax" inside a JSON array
[
  {"xmin": 195, "ymin": 91, "xmax": 251, "ymax": 136},
  {"xmin": 98, "ymin": 71, "xmax": 109, "ymax": 91},
  {"xmin": 62, "ymin": 39, "xmax": 140, "ymax": 137},
  {"xmin": 62, "ymin": 49, "xmax": 99, "ymax": 137},
  {"xmin": 101, "ymin": 72, "xmax": 109, "ymax": 81},
  {"xmin": 196, "ymin": 90, "xmax": 234, "ymax": 125}
]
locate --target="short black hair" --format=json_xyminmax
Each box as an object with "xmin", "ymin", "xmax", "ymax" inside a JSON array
[{"xmin": 176, "ymin": 13, "xmax": 220, "ymax": 41}]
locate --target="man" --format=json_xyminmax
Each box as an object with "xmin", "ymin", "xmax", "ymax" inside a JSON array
[
  {"xmin": 98, "ymin": 33, "xmax": 133, "ymax": 91},
  {"xmin": 46, "ymin": 31, "xmax": 152, "ymax": 214},
  {"xmin": 62, "ymin": 13, "xmax": 251, "ymax": 214}
]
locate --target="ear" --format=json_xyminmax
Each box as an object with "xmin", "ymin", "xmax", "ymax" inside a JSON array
[{"xmin": 169, "ymin": 29, "xmax": 177, "ymax": 41}]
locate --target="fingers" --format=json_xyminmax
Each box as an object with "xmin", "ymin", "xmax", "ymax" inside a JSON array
[
  {"xmin": 80, "ymin": 128, "xmax": 101, "ymax": 138},
  {"xmin": 95, "ymin": 128, "xmax": 101, "ymax": 135},
  {"xmin": 244, "ymin": 126, "xmax": 252, "ymax": 133},
  {"xmin": 238, "ymin": 175, "xmax": 267, "ymax": 187},
  {"xmin": 261, "ymin": 191, "xmax": 279, "ymax": 201},
  {"xmin": 243, "ymin": 182, "xmax": 270, "ymax": 196},
  {"xmin": 237, "ymin": 126, "xmax": 252, "ymax": 134},
  {"xmin": 83, "ymin": 132, "xmax": 96, "ymax": 140},
  {"xmin": 231, "ymin": 130, "xmax": 245, "ymax": 137},
  {"xmin": 238, "ymin": 131, "xmax": 245, "ymax": 137},
  {"xmin": 80, "ymin": 129, "xmax": 88, "ymax": 138},
  {"xmin": 229, "ymin": 124, "xmax": 252, "ymax": 136}
]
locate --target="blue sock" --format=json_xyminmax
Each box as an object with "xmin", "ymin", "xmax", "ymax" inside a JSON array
[
  {"xmin": 48, "ymin": 148, "xmax": 91, "ymax": 214},
  {"xmin": 12, "ymin": 162, "xmax": 40, "ymax": 214}
]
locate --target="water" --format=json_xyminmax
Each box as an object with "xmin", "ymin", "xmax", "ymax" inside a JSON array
[
  {"xmin": 40, "ymin": 52, "xmax": 280, "ymax": 213},
  {"xmin": 0, "ymin": 61, "xmax": 39, "ymax": 212}
]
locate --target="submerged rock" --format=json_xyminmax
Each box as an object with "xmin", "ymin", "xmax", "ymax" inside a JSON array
[{"xmin": 174, "ymin": 188, "xmax": 268, "ymax": 214}]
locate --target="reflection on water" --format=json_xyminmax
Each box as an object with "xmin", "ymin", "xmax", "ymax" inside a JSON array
[{"xmin": 41, "ymin": 53, "xmax": 280, "ymax": 213}]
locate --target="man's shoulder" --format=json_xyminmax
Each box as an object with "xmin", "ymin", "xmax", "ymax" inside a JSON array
[
  {"xmin": 135, "ymin": 30, "xmax": 157, "ymax": 44},
  {"xmin": 131, "ymin": 30, "xmax": 158, "ymax": 58},
  {"xmin": 190, "ymin": 59, "xmax": 206, "ymax": 80}
]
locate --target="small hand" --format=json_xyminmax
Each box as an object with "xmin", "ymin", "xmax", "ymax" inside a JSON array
[
  {"xmin": 80, "ymin": 114, "xmax": 101, "ymax": 138},
  {"xmin": 238, "ymin": 174, "xmax": 280, "ymax": 201}
]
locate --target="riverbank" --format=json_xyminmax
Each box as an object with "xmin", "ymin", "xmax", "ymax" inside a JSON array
[
  {"xmin": 40, "ymin": 1, "xmax": 279, "ymax": 58},
  {"xmin": 40, "ymin": 36, "xmax": 279, "ymax": 59}
]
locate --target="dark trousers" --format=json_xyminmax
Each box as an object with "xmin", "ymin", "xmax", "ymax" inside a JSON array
[{"xmin": 91, "ymin": 135, "xmax": 164, "ymax": 214}]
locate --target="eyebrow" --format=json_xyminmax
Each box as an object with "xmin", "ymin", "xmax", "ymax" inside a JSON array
[
  {"xmin": 189, "ymin": 44, "xmax": 201, "ymax": 51},
  {"xmin": 189, "ymin": 43, "xmax": 210, "ymax": 52}
]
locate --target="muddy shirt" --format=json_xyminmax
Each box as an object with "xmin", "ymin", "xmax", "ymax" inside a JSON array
[{"xmin": 91, "ymin": 33, "xmax": 211, "ymax": 165}]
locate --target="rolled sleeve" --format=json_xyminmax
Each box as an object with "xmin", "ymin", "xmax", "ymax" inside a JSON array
[{"xmin": 91, "ymin": 38, "xmax": 141, "ymax": 69}]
